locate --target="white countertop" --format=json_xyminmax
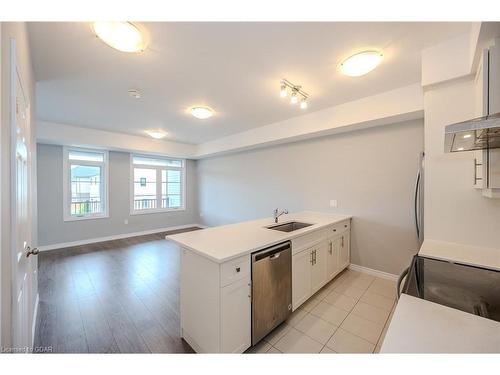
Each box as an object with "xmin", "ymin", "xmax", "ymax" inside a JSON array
[
  {"xmin": 381, "ymin": 294, "xmax": 500, "ymax": 353},
  {"xmin": 381, "ymin": 239, "xmax": 500, "ymax": 353},
  {"xmin": 166, "ymin": 211, "xmax": 351, "ymax": 263},
  {"xmin": 419, "ymin": 239, "xmax": 500, "ymax": 271}
]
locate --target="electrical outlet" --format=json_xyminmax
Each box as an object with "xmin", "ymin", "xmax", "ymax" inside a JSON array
[
  {"xmin": 124, "ymin": 219, "xmax": 129, "ymax": 225},
  {"xmin": 329, "ymin": 199, "xmax": 338, "ymax": 208}
]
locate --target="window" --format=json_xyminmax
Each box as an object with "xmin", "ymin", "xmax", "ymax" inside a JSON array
[
  {"xmin": 63, "ymin": 147, "xmax": 109, "ymax": 221},
  {"xmin": 131, "ymin": 155, "xmax": 185, "ymax": 214}
]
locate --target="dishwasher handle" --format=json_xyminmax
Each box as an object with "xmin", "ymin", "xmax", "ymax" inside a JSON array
[{"xmin": 252, "ymin": 242, "xmax": 291, "ymax": 262}]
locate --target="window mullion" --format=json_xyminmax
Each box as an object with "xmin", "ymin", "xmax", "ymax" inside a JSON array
[{"xmin": 156, "ymin": 167, "xmax": 162, "ymax": 209}]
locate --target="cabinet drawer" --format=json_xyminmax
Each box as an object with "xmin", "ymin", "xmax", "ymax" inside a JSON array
[
  {"xmin": 292, "ymin": 228, "xmax": 329, "ymax": 254},
  {"xmin": 330, "ymin": 220, "xmax": 350, "ymax": 236},
  {"xmin": 220, "ymin": 255, "xmax": 250, "ymax": 287}
]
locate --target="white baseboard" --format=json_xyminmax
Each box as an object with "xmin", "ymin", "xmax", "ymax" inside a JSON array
[
  {"xmin": 348, "ymin": 263, "xmax": 398, "ymax": 281},
  {"xmin": 38, "ymin": 223, "xmax": 205, "ymax": 252},
  {"xmin": 31, "ymin": 293, "xmax": 39, "ymax": 348}
]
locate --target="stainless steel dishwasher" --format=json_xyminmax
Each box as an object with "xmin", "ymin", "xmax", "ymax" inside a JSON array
[{"xmin": 251, "ymin": 241, "xmax": 292, "ymax": 345}]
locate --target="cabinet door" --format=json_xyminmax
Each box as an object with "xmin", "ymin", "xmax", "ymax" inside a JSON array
[
  {"xmin": 292, "ymin": 248, "xmax": 313, "ymax": 310},
  {"xmin": 339, "ymin": 232, "xmax": 350, "ymax": 270},
  {"xmin": 326, "ymin": 236, "xmax": 341, "ymax": 280},
  {"xmin": 311, "ymin": 242, "xmax": 327, "ymax": 294},
  {"xmin": 221, "ymin": 277, "xmax": 251, "ymax": 353}
]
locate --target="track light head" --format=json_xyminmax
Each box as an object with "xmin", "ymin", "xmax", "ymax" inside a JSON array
[{"xmin": 280, "ymin": 83, "xmax": 287, "ymax": 98}]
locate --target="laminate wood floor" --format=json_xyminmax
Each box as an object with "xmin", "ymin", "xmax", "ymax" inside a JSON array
[{"xmin": 34, "ymin": 228, "xmax": 201, "ymax": 353}]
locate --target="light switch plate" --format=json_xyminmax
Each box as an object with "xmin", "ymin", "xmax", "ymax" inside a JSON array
[{"xmin": 329, "ymin": 199, "xmax": 338, "ymax": 208}]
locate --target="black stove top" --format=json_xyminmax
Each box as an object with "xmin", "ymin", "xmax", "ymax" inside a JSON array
[{"xmin": 403, "ymin": 255, "xmax": 500, "ymax": 322}]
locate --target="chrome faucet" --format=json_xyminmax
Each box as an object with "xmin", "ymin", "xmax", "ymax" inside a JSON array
[{"xmin": 273, "ymin": 208, "xmax": 289, "ymax": 223}]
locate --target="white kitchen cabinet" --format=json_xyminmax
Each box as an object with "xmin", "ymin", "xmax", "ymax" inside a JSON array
[
  {"xmin": 292, "ymin": 246, "xmax": 313, "ymax": 310},
  {"xmin": 292, "ymin": 221, "xmax": 351, "ymax": 310},
  {"xmin": 181, "ymin": 249, "xmax": 251, "ymax": 353},
  {"xmin": 311, "ymin": 242, "xmax": 327, "ymax": 294},
  {"xmin": 326, "ymin": 236, "xmax": 341, "ymax": 280},
  {"xmin": 339, "ymin": 232, "xmax": 350, "ymax": 270},
  {"xmin": 221, "ymin": 277, "xmax": 251, "ymax": 353}
]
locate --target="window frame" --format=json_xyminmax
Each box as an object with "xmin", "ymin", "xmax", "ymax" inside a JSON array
[
  {"xmin": 63, "ymin": 146, "xmax": 109, "ymax": 221},
  {"xmin": 129, "ymin": 154, "xmax": 186, "ymax": 215}
]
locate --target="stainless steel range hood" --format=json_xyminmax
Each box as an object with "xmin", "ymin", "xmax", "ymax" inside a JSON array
[
  {"xmin": 444, "ymin": 112, "xmax": 500, "ymax": 152},
  {"xmin": 445, "ymin": 39, "xmax": 500, "ymax": 153}
]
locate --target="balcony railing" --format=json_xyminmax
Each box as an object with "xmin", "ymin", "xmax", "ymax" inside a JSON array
[
  {"xmin": 133, "ymin": 197, "xmax": 181, "ymax": 210},
  {"xmin": 134, "ymin": 197, "xmax": 157, "ymax": 210},
  {"xmin": 71, "ymin": 200, "xmax": 102, "ymax": 215}
]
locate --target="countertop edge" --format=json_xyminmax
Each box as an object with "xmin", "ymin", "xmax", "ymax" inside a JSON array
[
  {"xmin": 381, "ymin": 294, "xmax": 500, "ymax": 353},
  {"xmin": 166, "ymin": 213, "xmax": 352, "ymax": 264},
  {"xmin": 419, "ymin": 239, "xmax": 500, "ymax": 271}
]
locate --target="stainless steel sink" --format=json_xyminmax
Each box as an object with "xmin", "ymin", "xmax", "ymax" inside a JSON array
[{"xmin": 266, "ymin": 221, "xmax": 313, "ymax": 232}]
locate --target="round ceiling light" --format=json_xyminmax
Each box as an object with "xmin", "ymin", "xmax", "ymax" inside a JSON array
[
  {"xmin": 340, "ymin": 51, "xmax": 383, "ymax": 77},
  {"xmin": 145, "ymin": 130, "xmax": 168, "ymax": 139},
  {"xmin": 190, "ymin": 106, "xmax": 214, "ymax": 120},
  {"xmin": 92, "ymin": 22, "xmax": 146, "ymax": 53}
]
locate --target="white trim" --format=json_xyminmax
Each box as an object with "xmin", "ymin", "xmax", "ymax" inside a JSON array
[
  {"xmin": 63, "ymin": 146, "xmax": 109, "ymax": 221},
  {"xmin": 37, "ymin": 223, "xmax": 205, "ymax": 252},
  {"xmin": 130, "ymin": 207, "xmax": 186, "ymax": 216},
  {"xmin": 31, "ymin": 293, "xmax": 39, "ymax": 347},
  {"xmin": 348, "ymin": 263, "xmax": 398, "ymax": 281}
]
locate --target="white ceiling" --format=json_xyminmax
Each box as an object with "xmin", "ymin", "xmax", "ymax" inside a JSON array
[{"xmin": 29, "ymin": 22, "xmax": 472, "ymax": 144}]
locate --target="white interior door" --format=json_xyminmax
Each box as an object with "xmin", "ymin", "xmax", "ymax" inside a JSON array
[{"xmin": 11, "ymin": 39, "xmax": 37, "ymax": 350}]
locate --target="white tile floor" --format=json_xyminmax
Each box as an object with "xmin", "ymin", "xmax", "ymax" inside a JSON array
[{"xmin": 247, "ymin": 269, "xmax": 397, "ymax": 354}]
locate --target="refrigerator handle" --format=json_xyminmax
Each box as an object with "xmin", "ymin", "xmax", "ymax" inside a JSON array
[
  {"xmin": 414, "ymin": 169, "xmax": 421, "ymax": 241},
  {"xmin": 396, "ymin": 266, "xmax": 409, "ymax": 300}
]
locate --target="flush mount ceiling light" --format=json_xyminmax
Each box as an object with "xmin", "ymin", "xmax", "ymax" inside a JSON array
[
  {"xmin": 279, "ymin": 79, "xmax": 309, "ymax": 110},
  {"xmin": 190, "ymin": 106, "xmax": 214, "ymax": 120},
  {"xmin": 145, "ymin": 130, "xmax": 168, "ymax": 139},
  {"xmin": 340, "ymin": 51, "xmax": 383, "ymax": 77},
  {"xmin": 92, "ymin": 21, "xmax": 146, "ymax": 53},
  {"xmin": 128, "ymin": 89, "xmax": 141, "ymax": 99}
]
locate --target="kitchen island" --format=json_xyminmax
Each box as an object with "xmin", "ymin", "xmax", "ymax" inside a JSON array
[{"xmin": 167, "ymin": 211, "xmax": 352, "ymax": 353}]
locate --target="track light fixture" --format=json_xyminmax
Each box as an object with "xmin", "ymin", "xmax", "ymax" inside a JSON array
[
  {"xmin": 280, "ymin": 83, "xmax": 287, "ymax": 98},
  {"xmin": 279, "ymin": 79, "xmax": 309, "ymax": 109}
]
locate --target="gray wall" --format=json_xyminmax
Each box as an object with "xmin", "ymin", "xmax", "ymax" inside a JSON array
[
  {"xmin": 37, "ymin": 144, "xmax": 199, "ymax": 246},
  {"xmin": 197, "ymin": 119, "xmax": 424, "ymax": 275}
]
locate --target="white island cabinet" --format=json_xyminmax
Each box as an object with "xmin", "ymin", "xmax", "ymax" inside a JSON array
[
  {"xmin": 291, "ymin": 219, "xmax": 351, "ymax": 311},
  {"xmin": 168, "ymin": 212, "xmax": 351, "ymax": 353}
]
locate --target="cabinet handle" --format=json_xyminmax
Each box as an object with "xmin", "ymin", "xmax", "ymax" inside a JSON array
[
  {"xmin": 333, "ymin": 229, "xmax": 336, "ymax": 232},
  {"xmin": 310, "ymin": 251, "xmax": 314, "ymax": 265},
  {"xmin": 329, "ymin": 242, "xmax": 332, "ymax": 255},
  {"xmin": 341, "ymin": 236, "xmax": 344, "ymax": 248},
  {"xmin": 344, "ymin": 224, "xmax": 347, "ymax": 228},
  {"xmin": 313, "ymin": 250, "xmax": 317, "ymax": 265},
  {"xmin": 235, "ymin": 266, "xmax": 240, "ymax": 273}
]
